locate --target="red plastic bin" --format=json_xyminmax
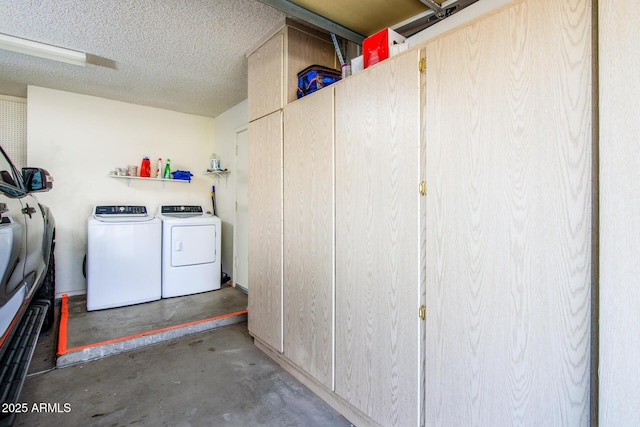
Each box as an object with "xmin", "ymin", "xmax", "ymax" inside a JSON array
[{"xmin": 363, "ymin": 28, "xmax": 407, "ymax": 69}]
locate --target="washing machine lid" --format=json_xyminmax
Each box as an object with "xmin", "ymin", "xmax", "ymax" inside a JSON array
[
  {"xmin": 93, "ymin": 205, "xmax": 155, "ymax": 222},
  {"xmin": 160, "ymin": 205, "xmax": 206, "ymax": 218}
]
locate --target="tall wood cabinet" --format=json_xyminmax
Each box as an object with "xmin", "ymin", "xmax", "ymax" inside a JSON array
[
  {"xmin": 247, "ymin": 111, "xmax": 283, "ymax": 352},
  {"xmin": 249, "ymin": 32, "xmax": 425, "ymax": 426},
  {"xmin": 599, "ymin": 0, "xmax": 640, "ymax": 425},
  {"xmin": 423, "ymin": 0, "xmax": 592, "ymax": 425},
  {"xmin": 334, "ymin": 50, "xmax": 422, "ymax": 427},
  {"xmin": 248, "ymin": 0, "xmax": 595, "ymax": 426},
  {"xmin": 283, "ymin": 87, "xmax": 335, "ymax": 390},
  {"xmin": 247, "ymin": 22, "xmax": 337, "ymax": 354}
]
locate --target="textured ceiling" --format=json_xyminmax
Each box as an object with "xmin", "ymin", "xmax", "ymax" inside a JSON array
[
  {"xmin": 0, "ymin": 0, "xmax": 444, "ymax": 118},
  {"xmin": 0, "ymin": 0, "xmax": 287, "ymax": 118}
]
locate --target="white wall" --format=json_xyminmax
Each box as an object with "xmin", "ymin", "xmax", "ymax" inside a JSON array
[
  {"xmin": 212, "ymin": 99, "xmax": 248, "ymax": 280},
  {"xmin": 27, "ymin": 86, "xmax": 216, "ymax": 296}
]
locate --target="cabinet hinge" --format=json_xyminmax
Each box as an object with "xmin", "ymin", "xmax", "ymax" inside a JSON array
[
  {"xmin": 235, "ymin": 201, "xmax": 238, "ymax": 212},
  {"xmin": 419, "ymin": 305, "xmax": 426, "ymax": 320},
  {"xmin": 419, "ymin": 58, "xmax": 426, "ymax": 72},
  {"xmin": 419, "ymin": 181, "xmax": 426, "ymax": 196}
]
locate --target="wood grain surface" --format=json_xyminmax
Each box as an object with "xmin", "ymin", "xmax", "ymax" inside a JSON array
[
  {"xmin": 418, "ymin": 47, "xmax": 428, "ymax": 427},
  {"xmin": 248, "ymin": 33, "xmax": 283, "ymax": 122},
  {"xmin": 283, "ymin": 88, "xmax": 335, "ymax": 390},
  {"xmin": 286, "ymin": 27, "xmax": 336, "ymax": 105},
  {"xmin": 247, "ymin": 111, "xmax": 283, "ymax": 352},
  {"xmin": 598, "ymin": 0, "xmax": 640, "ymax": 425},
  {"xmin": 335, "ymin": 50, "xmax": 422, "ymax": 427},
  {"xmin": 424, "ymin": 0, "xmax": 592, "ymax": 425}
]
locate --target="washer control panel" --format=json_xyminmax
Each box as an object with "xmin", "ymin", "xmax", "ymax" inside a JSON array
[{"xmin": 94, "ymin": 205, "xmax": 148, "ymax": 216}]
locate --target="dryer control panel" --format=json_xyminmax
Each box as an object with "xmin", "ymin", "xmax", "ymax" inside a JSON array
[{"xmin": 161, "ymin": 205, "xmax": 203, "ymax": 215}]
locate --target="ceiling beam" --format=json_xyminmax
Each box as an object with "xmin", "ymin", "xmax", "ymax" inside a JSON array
[
  {"xmin": 419, "ymin": 0, "xmax": 443, "ymax": 13},
  {"xmin": 394, "ymin": 0, "xmax": 479, "ymax": 37},
  {"xmin": 255, "ymin": 0, "xmax": 365, "ymax": 44}
]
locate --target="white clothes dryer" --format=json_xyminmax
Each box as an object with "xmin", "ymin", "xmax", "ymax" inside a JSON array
[
  {"xmin": 157, "ymin": 205, "xmax": 221, "ymax": 298},
  {"xmin": 87, "ymin": 205, "xmax": 162, "ymax": 311}
]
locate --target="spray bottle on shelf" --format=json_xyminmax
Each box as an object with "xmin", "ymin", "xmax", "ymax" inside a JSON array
[
  {"xmin": 156, "ymin": 158, "xmax": 162, "ymax": 178},
  {"xmin": 164, "ymin": 158, "xmax": 171, "ymax": 179}
]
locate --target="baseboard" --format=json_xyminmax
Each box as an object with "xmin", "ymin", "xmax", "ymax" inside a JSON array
[
  {"xmin": 253, "ymin": 337, "xmax": 384, "ymax": 427},
  {"xmin": 234, "ymin": 283, "xmax": 248, "ymax": 294}
]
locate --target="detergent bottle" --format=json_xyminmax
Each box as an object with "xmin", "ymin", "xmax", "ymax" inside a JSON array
[
  {"xmin": 164, "ymin": 158, "xmax": 171, "ymax": 179},
  {"xmin": 156, "ymin": 158, "xmax": 163, "ymax": 178},
  {"xmin": 140, "ymin": 157, "xmax": 151, "ymax": 177}
]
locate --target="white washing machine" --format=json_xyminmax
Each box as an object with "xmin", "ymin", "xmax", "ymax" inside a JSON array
[
  {"xmin": 157, "ymin": 205, "xmax": 221, "ymax": 298},
  {"xmin": 87, "ymin": 205, "xmax": 162, "ymax": 311}
]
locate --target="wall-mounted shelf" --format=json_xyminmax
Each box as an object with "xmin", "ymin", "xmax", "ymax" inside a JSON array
[
  {"xmin": 204, "ymin": 169, "xmax": 230, "ymax": 186},
  {"xmin": 109, "ymin": 174, "xmax": 190, "ymax": 188}
]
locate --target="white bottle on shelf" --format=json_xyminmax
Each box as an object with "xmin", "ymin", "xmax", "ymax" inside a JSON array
[
  {"xmin": 210, "ymin": 153, "xmax": 220, "ymax": 170},
  {"xmin": 156, "ymin": 158, "xmax": 163, "ymax": 178}
]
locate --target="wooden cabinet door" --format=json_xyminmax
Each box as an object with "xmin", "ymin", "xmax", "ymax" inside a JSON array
[
  {"xmin": 599, "ymin": 0, "xmax": 640, "ymax": 425},
  {"xmin": 283, "ymin": 88, "xmax": 334, "ymax": 389},
  {"xmin": 424, "ymin": 0, "xmax": 592, "ymax": 425},
  {"xmin": 247, "ymin": 111, "xmax": 283, "ymax": 352},
  {"xmin": 248, "ymin": 33, "xmax": 283, "ymax": 122},
  {"xmin": 335, "ymin": 50, "xmax": 422, "ymax": 427}
]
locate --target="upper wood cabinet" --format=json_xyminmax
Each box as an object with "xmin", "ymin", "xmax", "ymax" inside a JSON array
[
  {"xmin": 247, "ymin": 21, "xmax": 337, "ymax": 122},
  {"xmin": 247, "ymin": 33, "xmax": 283, "ymax": 123}
]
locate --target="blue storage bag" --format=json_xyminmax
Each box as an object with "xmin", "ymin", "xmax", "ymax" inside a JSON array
[{"xmin": 296, "ymin": 65, "xmax": 341, "ymax": 98}]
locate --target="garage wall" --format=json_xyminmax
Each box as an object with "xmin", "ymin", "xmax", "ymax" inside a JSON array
[
  {"xmin": 212, "ymin": 99, "xmax": 248, "ymax": 281},
  {"xmin": 27, "ymin": 86, "xmax": 215, "ymax": 296}
]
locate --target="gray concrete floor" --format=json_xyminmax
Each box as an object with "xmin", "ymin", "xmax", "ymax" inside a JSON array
[
  {"xmin": 17, "ymin": 322, "xmax": 352, "ymax": 427},
  {"xmin": 53, "ymin": 284, "xmax": 248, "ymax": 367},
  {"xmin": 66, "ymin": 283, "xmax": 248, "ymax": 348},
  {"xmin": 28, "ymin": 283, "xmax": 248, "ymax": 373}
]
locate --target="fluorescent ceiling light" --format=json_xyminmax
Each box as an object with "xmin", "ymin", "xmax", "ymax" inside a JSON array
[{"xmin": 0, "ymin": 33, "xmax": 86, "ymax": 67}]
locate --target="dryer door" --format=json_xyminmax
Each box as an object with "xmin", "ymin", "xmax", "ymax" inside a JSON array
[{"xmin": 171, "ymin": 224, "xmax": 216, "ymax": 267}]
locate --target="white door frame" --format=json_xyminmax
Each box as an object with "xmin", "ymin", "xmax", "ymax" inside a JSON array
[{"xmin": 233, "ymin": 124, "xmax": 248, "ymax": 292}]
